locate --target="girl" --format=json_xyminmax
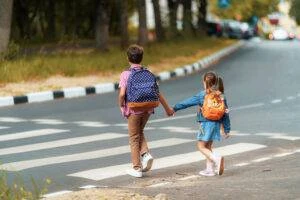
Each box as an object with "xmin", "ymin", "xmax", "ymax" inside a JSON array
[{"xmin": 172, "ymin": 71, "xmax": 230, "ymax": 176}]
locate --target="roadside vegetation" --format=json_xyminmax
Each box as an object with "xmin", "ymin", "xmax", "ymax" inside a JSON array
[
  {"xmin": 0, "ymin": 37, "xmax": 235, "ymax": 84},
  {"xmin": 0, "ymin": 170, "xmax": 51, "ymax": 200}
]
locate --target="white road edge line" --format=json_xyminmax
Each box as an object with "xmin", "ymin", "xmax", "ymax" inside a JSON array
[
  {"xmin": 43, "ymin": 190, "xmax": 72, "ymax": 198},
  {"xmin": 178, "ymin": 175, "xmax": 198, "ymax": 181},
  {"xmin": 148, "ymin": 182, "xmax": 172, "ymax": 188},
  {"xmin": 79, "ymin": 185, "xmax": 98, "ymax": 189}
]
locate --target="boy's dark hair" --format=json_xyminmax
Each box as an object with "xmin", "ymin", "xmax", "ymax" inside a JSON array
[{"xmin": 127, "ymin": 44, "xmax": 143, "ymax": 64}]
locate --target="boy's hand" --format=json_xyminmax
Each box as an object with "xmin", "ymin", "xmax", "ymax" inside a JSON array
[{"xmin": 166, "ymin": 108, "xmax": 175, "ymax": 117}]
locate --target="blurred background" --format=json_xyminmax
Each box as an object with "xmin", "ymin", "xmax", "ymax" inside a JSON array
[{"xmin": 0, "ymin": 0, "xmax": 299, "ymax": 87}]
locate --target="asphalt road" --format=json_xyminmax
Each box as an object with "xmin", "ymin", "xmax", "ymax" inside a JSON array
[{"xmin": 0, "ymin": 39, "xmax": 299, "ymax": 199}]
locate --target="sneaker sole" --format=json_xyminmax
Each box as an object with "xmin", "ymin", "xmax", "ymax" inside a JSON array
[
  {"xmin": 199, "ymin": 172, "xmax": 216, "ymax": 177},
  {"xmin": 142, "ymin": 158, "xmax": 153, "ymax": 172},
  {"xmin": 126, "ymin": 171, "xmax": 142, "ymax": 178},
  {"xmin": 218, "ymin": 157, "xmax": 224, "ymax": 175}
]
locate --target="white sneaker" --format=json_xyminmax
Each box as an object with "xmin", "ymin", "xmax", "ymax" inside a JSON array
[
  {"xmin": 199, "ymin": 169, "xmax": 216, "ymax": 177},
  {"xmin": 141, "ymin": 152, "xmax": 153, "ymax": 172},
  {"xmin": 215, "ymin": 156, "xmax": 224, "ymax": 175},
  {"xmin": 126, "ymin": 168, "xmax": 142, "ymax": 178}
]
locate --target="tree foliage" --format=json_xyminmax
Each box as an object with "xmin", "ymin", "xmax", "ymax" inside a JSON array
[
  {"xmin": 0, "ymin": 0, "xmax": 282, "ymax": 53},
  {"xmin": 210, "ymin": 0, "xmax": 279, "ymax": 21},
  {"xmin": 290, "ymin": 0, "xmax": 300, "ymax": 24}
]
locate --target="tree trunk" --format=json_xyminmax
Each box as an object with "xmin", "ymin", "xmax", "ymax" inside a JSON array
[
  {"xmin": 197, "ymin": 0, "xmax": 207, "ymax": 33},
  {"xmin": 137, "ymin": 0, "xmax": 148, "ymax": 46},
  {"xmin": 95, "ymin": 0, "xmax": 110, "ymax": 51},
  {"xmin": 152, "ymin": 0, "xmax": 165, "ymax": 41},
  {"xmin": 167, "ymin": 0, "xmax": 179, "ymax": 37},
  {"xmin": 45, "ymin": 0, "xmax": 56, "ymax": 40},
  {"xmin": 119, "ymin": 0, "xmax": 129, "ymax": 49},
  {"xmin": 182, "ymin": 0, "xmax": 194, "ymax": 36},
  {"xmin": 0, "ymin": 0, "xmax": 14, "ymax": 53},
  {"xmin": 62, "ymin": 0, "xmax": 71, "ymax": 36}
]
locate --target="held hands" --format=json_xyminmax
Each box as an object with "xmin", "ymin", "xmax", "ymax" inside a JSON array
[{"xmin": 166, "ymin": 107, "xmax": 175, "ymax": 117}]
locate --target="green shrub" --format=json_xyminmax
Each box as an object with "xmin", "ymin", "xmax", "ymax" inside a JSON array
[
  {"xmin": 0, "ymin": 42, "xmax": 21, "ymax": 61},
  {"xmin": 0, "ymin": 170, "xmax": 51, "ymax": 200}
]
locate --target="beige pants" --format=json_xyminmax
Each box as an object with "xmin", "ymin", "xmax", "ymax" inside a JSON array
[{"xmin": 127, "ymin": 113, "xmax": 150, "ymax": 169}]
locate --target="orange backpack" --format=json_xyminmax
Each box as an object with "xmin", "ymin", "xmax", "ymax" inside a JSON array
[{"xmin": 202, "ymin": 91, "xmax": 226, "ymax": 120}]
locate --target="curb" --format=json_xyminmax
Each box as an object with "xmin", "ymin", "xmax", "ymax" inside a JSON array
[{"xmin": 0, "ymin": 41, "xmax": 244, "ymax": 108}]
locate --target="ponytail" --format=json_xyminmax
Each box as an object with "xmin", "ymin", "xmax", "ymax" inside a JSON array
[{"xmin": 203, "ymin": 71, "xmax": 218, "ymax": 94}]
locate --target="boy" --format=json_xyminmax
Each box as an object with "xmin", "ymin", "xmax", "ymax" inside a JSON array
[{"xmin": 118, "ymin": 44, "xmax": 174, "ymax": 177}]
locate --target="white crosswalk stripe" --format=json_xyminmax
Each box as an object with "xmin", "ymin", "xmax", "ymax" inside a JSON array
[
  {"xmin": 0, "ymin": 129, "xmax": 69, "ymax": 142},
  {"xmin": 0, "ymin": 126, "xmax": 9, "ymax": 130},
  {"xmin": 0, "ymin": 133, "xmax": 127, "ymax": 156},
  {"xmin": 0, "ymin": 117, "xmax": 27, "ymax": 122},
  {"xmin": 1, "ymin": 122, "xmax": 298, "ymax": 185},
  {"xmin": 1, "ymin": 138, "xmax": 192, "ymax": 171},
  {"xmin": 74, "ymin": 121, "xmax": 110, "ymax": 127},
  {"xmin": 255, "ymin": 132, "xmax": 300, "ymax": 141},
  {"xmin": 31, "ymin": 119, "xmax": 67, "ymax": 125},
  {"xmin": 68, "ymin": 143, "xmax": 266, "ymax": 181}
]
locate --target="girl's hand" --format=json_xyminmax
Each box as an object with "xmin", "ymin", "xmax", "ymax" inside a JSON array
[
  {"xmin": 221, "ymin": 132, "xmax": 230, "ymax": 139},
  {"xmin": 166, "ymin": 108, "xmax": 175, "ymax": 117}
]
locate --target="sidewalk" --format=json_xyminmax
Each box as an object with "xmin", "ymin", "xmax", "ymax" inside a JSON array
[
  {"xmin": 44, "ymin": 151, "xmax": 300, "ymax": 200},
  {"xmin": 0, "ymin": 41, "xmax": 243, "ymax": 108}
]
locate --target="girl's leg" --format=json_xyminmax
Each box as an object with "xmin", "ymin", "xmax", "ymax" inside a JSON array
[
  {"xmin": 205, "ymin": 141, "xmax": 214, "ymax": 172},
  {"xmin": 206, "ymin": 141, "xmax": 224, "ymax": 175},
  {"xmin": 198, "ymin": 141, "xmax": 216, "ymax": 176},
  {"xmin": 197, "ymin": 141, "xmax": 214, "ymax": 162}
]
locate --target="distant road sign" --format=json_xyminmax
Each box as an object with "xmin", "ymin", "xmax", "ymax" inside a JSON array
[{"xmin": 219, "ymin": 0, "xmax": 230, "ymax": 8}]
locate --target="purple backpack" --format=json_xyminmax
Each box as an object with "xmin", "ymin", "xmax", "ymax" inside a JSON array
[{"xmin": 126, "ymin": 67, "xmax": 160, "ymax": 110}]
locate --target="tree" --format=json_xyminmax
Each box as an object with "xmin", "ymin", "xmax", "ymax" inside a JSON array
[
  {"xmin": 95, "ymin": 0, "xmax": 111, "ymax": 51},
  {"xmin": 137, "ymin": 0, "xmax": 148, "ymax": 46},
  {"xmin": 42, "ymin": 0, "xmax": 56, "ymax": 40},
  {"xmin": 120, "ymin": 0, "xmax": 129, "ymax": 49},
  {"xmin": 210, "ymin": 0, "xmax": 279, "ymax": 21},
  {"xmin": 197, "ymin": 0, "xmax": 207, "ymax": 32},
  {"xmin": 167, "ymin": 0, "xmax": 180, "ymax": 37},
  {"xmin": 290, "ymin": 0, "xmax": 300, "ymax": 24},
  {"xmin": 0, "ymin": 0, "xmax": 14, "ymax": 53},
  {"xmin": 182, "ymin": 0, "xmax": 194, "ymax": 36},
  {"xmin": 152, "ymin": 0, "xmax": 165, "ymax": 41}
]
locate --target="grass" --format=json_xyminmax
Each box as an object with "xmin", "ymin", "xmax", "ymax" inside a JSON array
[
  {"xmin": 0, "ymin": 37, "xmax": 236, "ymax": 84},
  {"xmin": 0, "ymin": 170, "xmax": 51, "ymax": 200}
]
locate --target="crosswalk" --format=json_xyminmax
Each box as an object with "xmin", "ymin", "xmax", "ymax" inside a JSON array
[
  {"xmin": 68, "ymin": 143, "xmax": 266, "ymax": 181},
  {"xmin": 0, "ymin": 117, "xmax": 299, "ymax": 193}
]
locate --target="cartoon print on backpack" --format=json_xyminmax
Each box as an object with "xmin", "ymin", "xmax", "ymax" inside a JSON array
[{"xmin": 202, "ymin": 88, "xmax": 226, "ymax": 120}]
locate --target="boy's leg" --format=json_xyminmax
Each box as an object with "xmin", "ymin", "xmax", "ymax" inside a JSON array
[
  {"xmin": 139, "ymin": 113, "xmax": 151, "ymax": 155},
  {"xmin": 128, "ymin": 114, "xmax": 143, "ymax": 170},
  {"xmin": 139, "ymin": 113, "xmax": 154, "ymax": 172}
]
